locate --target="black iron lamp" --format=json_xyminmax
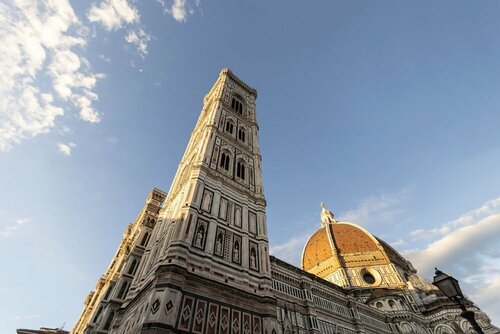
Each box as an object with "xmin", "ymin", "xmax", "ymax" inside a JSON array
[{"xmin": 433, "ymin": 268, "xmax": 484, "ymax": 334}]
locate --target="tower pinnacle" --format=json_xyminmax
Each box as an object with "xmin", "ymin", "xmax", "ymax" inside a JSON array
[{"xmin": 320, "ymin": 201, "xmax": 336, "ymax": 226}]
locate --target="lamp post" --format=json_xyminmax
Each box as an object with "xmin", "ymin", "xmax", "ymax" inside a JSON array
[{"xmin": 432, "ymin": 268, "xmax": 484, "ymax": 334}]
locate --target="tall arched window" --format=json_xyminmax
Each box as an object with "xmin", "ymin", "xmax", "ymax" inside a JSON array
[
  {"xmin": 93, "ymin": 306, "xmax": 103, "ymax": 323},
  {"xmin": 103, "ymin": 311, "xmax": 115, "ymax": 330},
  {"xmin": 219, "ymin": 152, "xmax": 230, "ymax": 171},
  {"xmin": 236, "ymin": 161, "xmax": 245, "ymax": 180},
  {"xmin": 140, "ymin": 232, "xmax": 150, "ymax": 246},
  {"xmin": 238, "ymin": 128, "xmax": 245, "ymax": 142},
  {"xmin": 231, "ymin": 97, "xmax": 243, "ymax": 115},
  {"xmin": 117, "ymin": 280, "xmax": 129, "ymax": 299},
  {"xmin": 127, "ymin": 258, "xmax": 138, "ymax": 275},
  {"xmin": 225, "ymin": 121, "xmax": 234, "ymax": 134}
]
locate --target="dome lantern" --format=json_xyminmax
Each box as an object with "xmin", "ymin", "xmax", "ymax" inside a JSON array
[{"xmin": 320, "ymin": 202, "xmax": 336, "ymax": 227}]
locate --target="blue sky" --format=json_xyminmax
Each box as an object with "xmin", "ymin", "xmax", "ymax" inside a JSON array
[{"xmin": 2, "ymin": 0, "xmax": 500, "ymax": 331}]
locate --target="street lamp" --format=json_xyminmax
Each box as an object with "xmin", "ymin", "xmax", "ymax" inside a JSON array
[{"xmin": 433, "ymin": 268, "xmax": 484, "ymax": 334}]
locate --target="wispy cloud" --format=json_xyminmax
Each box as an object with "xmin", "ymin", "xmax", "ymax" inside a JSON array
[
  {"xmin": 57, "ymin": 142, "xmax": 76, "ymax": 156},
  {"xmin": 88, "ymin": 0, "xmax": 152, "ymax": 58},
  {"xmin": 87, "ymin": 0, "xmax": 139, "ymax": 31},
  {"xmin": 403, "ymin": 196, "xmax": 500, "ymax": 326},
  {"xmin": 270, "ymin": 234, "xmax": 312, "ymax": 266},
  {"xmin": 99, "ymin": 54, "xmax": 111, "ymax": 62},
  {"xmin": 390, "ymin": 239, "xmax": 406, "ymax": 247},
  {"xmin": 58, "ymin": 125, "xmax": 73, "ymax": 135},
  {"xmin": 158, "ymin": 0, "xmax": 200, "ymax": 23},
  {"xmin": 15, "ymin": 314, "xmax": 40, "ymax": 321},
  {"xmin": 338, "ymin": 186, "xmax": 413, "ymax": 227},
  {"xmin": 125, "ymin": 28, "xmax": 151, "ymax": 57},
  {"xmin": 0, "ymin": 0, "xmax": 103, "ymax": 151},
  {"xmin": 0, "ymin": 218, "xmax": 31, "ymax": 239},
  {"xmin": 411, "ymin": 197, "xmax": 500, "ymax": 240}
]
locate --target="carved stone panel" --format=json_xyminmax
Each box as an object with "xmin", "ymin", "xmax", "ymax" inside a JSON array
[
  {"xmin": 206, "ymin": 303, "xmax": 219, "ymax": 334},
  {"xmin": 232, "ymin": 309, "xmax": 241, "ymax": 334},
  {"xmin": 243, "ymin": 313, "xmax": 251, "ymax": 334},
  {"xmin": 178, "ymin": 296, "xmax": 195, "ymax": 331},
  {"xmin": 220, "ymin": 306, "xmax": 230, "ymax": 334},
  {"xmin": 192, "ymin": 299, "xmax": 207, "ymax": 333}
]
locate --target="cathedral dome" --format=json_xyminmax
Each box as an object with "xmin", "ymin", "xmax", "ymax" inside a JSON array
[
  {"xmin": 301, "ymin": 203, "xmax": 406, "ymax": 289},
  {"xmin": 301, "ymin": 223, "xmax": 389, "ymax": 272}
]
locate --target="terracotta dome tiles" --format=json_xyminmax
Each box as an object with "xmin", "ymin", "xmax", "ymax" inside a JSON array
[
  {"xmin": 330, "ymin": 224, "xmax": 380, "ymax": 254},
  {"xmin": 302, "ymin": 228, "xmax": 333, "ymax": 271},
  {"xmin": 302, "ymin": 222, "xmax": 390, "ymax": 275}
]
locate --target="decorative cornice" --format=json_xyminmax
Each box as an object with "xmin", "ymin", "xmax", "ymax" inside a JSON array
[{"xmin": 220, "ymin": 68, "xmax": 258, "ymax": 98}]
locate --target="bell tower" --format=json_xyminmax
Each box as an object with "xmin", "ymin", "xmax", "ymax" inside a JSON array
[{"xmin": 110, "ymin": 69, "xmax": 277, "ymax": 334}]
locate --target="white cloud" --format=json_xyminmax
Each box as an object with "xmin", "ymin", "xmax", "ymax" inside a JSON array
[
  {"xmin": 59, "ymin": 125, "xmax": 73, "ymax": 135},
  {"xmin": 0, "ymin": 218, "xmax": 31, "ymax": 238},
  {"xmin": 338, "ymin": 187, "xmax": 413, "ymax": 226},
  {"xmin": 125, "ymin": 28, "xmax": 151, "ymax": 57},
  {"xmin": 58, "ymin": 142, "xmax": 76, "ymax": 156},
  {"xmin": 87, "ymin": 0, "xmax": 139, "ymax": 31},
  {"xmin": 0, "ymin": 0, "xmax": 102, "ymax": 151},
  {"xmin": 158, "ymin": 0, "xmax": 199, "ymax": 23},
  {"xmin": 411, "ymin": 196, "xmax": 500, "ymax": 240},
  {"xmin": 390, "ymin": 239, "xmax": 406, "ymax": 247},
  {"xmin": 270, "ymin": 233, "xmax": 312, "ymax": 266},
  {"xmin": 88, "ymin": 0, "xmax": 152, "ymax": 58},
  {"xmin": 170, "ymin": 0, "xmax": 188, "ymax": 22},
  {"xmin": 99, "ymin": 54, "xmax": 111, "ymax": 62},
  {"xmin": 403, "ymin": 197, "xmax": 500, "ymax": 326},
  {"xmin": 15, "ymin": 314, "xmax": 41, "ymax": 321},
  {"xmin": 406, "ymin": 213, "xmax": 500, "ymax": 276}
]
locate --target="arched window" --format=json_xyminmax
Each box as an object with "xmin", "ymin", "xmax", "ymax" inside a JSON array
[
  {"xmin": 219, "ymin": 152, "xmax": 230, "ymax": 171},
  {"xmin": 93, "ymin": 306, "xmax": 103, "ymax": 323},
  {"xmin": 236, "ymin": 161, "xmax": 245, "ymax": 180},
  {"xmin": 127, "ymin": 258, "xmax": 138, "ymax": 275},
  {"xmin": 231, "ymin": 97, "xmax": 243, "ymax": 115},
  {"xmin": 103, "ymin": 311, "xmax": 115, "ymax": 330},
  {"xmin": 103, "ymin": 283, "xmax": 115, "ymax": 300},
  {"xmin": 140, "ymin": 232, "xmax": 150, "ymax": 246},
  {"xmin": 225, "ymin": 121, "xmax": 234, "ymax": 134},
  {"xmin": 388, "ymin": 300, "xmax": 396, "ymax": 309},
  {"xmin": 117, "ymin": 280, "xmax": 129, "ymax": 299},
  {"xmin": 238, "ymin": 128, "xmax": 245, "ymax": 142}
]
